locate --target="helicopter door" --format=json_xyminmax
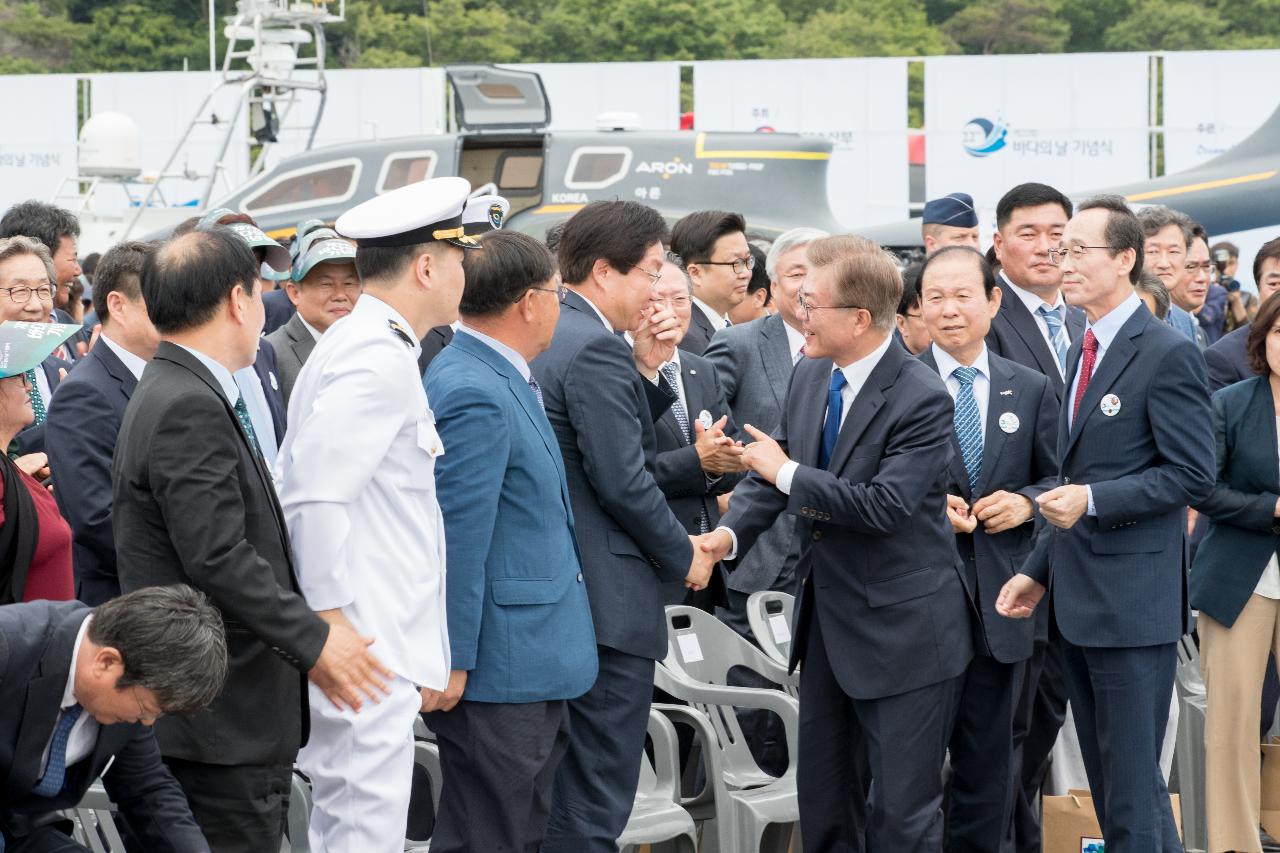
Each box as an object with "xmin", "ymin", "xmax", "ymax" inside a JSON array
[{"xmin": 447, "ymin": 65, "xmax": 551, "ymax": 131}]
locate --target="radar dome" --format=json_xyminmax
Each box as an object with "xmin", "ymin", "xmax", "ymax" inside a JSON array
[{"xmin": 79, "ymin": 112, "xmax": 141, "ymax": 179}]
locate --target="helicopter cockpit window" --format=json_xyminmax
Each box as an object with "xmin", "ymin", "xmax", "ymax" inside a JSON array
[
  {"xmin": 499, "ymin": 153, "xmax": 542, "ymax": 190},
  {"xmin": 564, "ymin": 147, "xmax": 632, "ymax": 191},
  {"xmin": 378, "ymin": 152, "xmax": 439, "ymax": 193},
  {"xmin": 243, "ymin": 159, "xmax": 361, "ymax": 214}
]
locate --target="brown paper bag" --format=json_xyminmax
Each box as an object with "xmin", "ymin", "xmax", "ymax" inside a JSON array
[
  {"xmin": 1261, "ymin": 741, "xmax": 1280, "ymax": 837},
  {"xmin": 1042, "ymin": 788, "xmax": 1181, "ymax": 853}
]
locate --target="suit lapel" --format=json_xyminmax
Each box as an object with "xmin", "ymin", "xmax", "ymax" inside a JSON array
[
  {"xmin": 1063, "ymin": 307, "xmax": 1146, "ymax": 459},
  {"xmin": 975, "ymin": 356, "xmax": 1017, "ymax": 496},
  {"xmin": 919, "ymin": 347, "xmax": 971, "ymax": 499},
  {"xmin": 827, "ymin": 344, "xmax": 904, "ymax": 473},
  {"xmin": 1248, "ymin": 378, "xmax": 1280, "ymax": 492},
  {"xmin": 11, "ymin": 611, "xmax": 83, "ymax": 793},
  {"xmin": 791, "ymin": 360, "xmax": 831, "ymax": 467},
  {"xmin": 759, "ymin": 314, "xmax": 793, "ymax": 410},
  {"xmin": 997, "ymin": 279, "xmax": 1062, "ymax": 379},
  {"xmin": 286, "ymin": 314, "xmax": 317, "ymax": 366},
  {"xmin": 94, "ymin": 342, "xmax": 139, "ymax": 400}
]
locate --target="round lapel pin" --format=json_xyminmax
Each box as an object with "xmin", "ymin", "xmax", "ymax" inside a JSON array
[
  {"xmin": 1100, "ymin": 394, "xmax": 1121, "ymax": 417},
  {"xmin": 698, "ymin": 410, "xmax": 714, "ymax": 430},
  {"xmin": 998, "ymin": 412, "xmax": 1020, "ymax": 434}
]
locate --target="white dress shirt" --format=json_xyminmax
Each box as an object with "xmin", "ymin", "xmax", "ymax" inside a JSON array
[
  {"xmin": 1067, "ymin": 290, "xmax": 1143, "ymax": 517},
  {"xmin": 99, "ymin": 334, "xmax": 147, "ymax": 380},
  {"xmin": 932, "ymin": 343, "xmax": 991, "ymax": 438},
  {"xmin": 719, "ymin": 334, "xmax": 895, "ymax": 558},
  {"xmin": 1001, "ymin": 271, "xmax": 1069, "ymax": 374},
  {"xmin": 692, "ymin": 295, "xmax": 730, "ymax": 331},
  {"xmin": 299, "ymin": 315, "xmax": 324, "ymax": 343},
  {"xmin": 783, "ymin": 320, "xmax": 806, "ymax": 365},
  {"xmin": 42, "ymin": 615, "xmax": 98, "ymax": 776},
  {"xmin": 274, "ymin": 294, "xmax": 449, "ymax": 688}
]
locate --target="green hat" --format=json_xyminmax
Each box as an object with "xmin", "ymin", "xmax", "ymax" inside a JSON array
[
  {"xmin": 0, "ymin": 321, "xmax": 81, "ymax": 379},
  {"xmin": 197, "ymin": 208, "xmax": 291, "ymax": 275},
  {"xmin": 292, "ymin": 235, "xmax": 357, "ymax": 282}
]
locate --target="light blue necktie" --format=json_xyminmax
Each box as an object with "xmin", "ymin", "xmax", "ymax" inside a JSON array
[
  {"xmin": 952, "ymin": 366, "xmax": 983, "ymax": 494},
  {"xmin": 1037, "ymin": 304, "xmax": 1070, "ymax": 373},
  {"xmin": 819, "ymin": 369, "xmax": 847, "ymax": 470},
  {"xmin": 33, "ymin": 704, "xmax": 82, "ymax": 798}
]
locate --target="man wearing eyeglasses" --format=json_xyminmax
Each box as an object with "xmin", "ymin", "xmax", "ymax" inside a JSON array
[
  {"xmin": 700, "ymin": 235, "xmax": 973, "ymax": 852},
  {"xmin": 999, "ymin": 195, "xmax": 1213, "ymax": 852},
  {"xmin": 1137, "ymin": 206, "xmax": 1207, "ymax": 349},
  {"xmin": 0, "ymin": 237, "xmax": 73, "ymax": 458},
  {"xmin": 670, "ymin": 210, "xmax": 752, "ymax": 355}
]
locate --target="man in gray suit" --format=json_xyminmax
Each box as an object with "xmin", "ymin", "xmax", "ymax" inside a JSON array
[
  {"xmin": 264, "ymin": 231, "xmax": 359, "ymax": 403},
  {"xmin": 703, "ymin": 225, "xmax": 825, "ymax": 776},
  {"xmin": 534, "ymin": 200, "xmax": 716, "ymax": 852}
]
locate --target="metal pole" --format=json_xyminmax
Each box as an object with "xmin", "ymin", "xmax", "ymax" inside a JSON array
[{"xmin": 209, "ymin": 0, "xmax": 216, "ymax": 74}]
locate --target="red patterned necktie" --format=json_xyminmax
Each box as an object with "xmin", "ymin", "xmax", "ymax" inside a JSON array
[{"xmin": 1071, "ymin": 330, "xmax": 1098, "ymax": 422}]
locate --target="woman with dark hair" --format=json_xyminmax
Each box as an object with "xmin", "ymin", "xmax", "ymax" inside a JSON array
[
  {"xmin": 1193, "ymin": 292, "xmax": 1280, "ymax": 853},
  {"xmin": 0, "ymin": 320, "xmax": 80, "ymax": 604}
]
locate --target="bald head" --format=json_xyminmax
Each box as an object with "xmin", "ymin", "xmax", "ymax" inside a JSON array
[{"xmin": 144, "ymin": 229, "xmax": 258, "ymax": 335}]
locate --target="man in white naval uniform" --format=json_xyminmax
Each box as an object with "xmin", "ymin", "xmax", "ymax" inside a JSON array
[{"xmin": 274, "ymin": 176, "xmax": 485, "ymax": 852}]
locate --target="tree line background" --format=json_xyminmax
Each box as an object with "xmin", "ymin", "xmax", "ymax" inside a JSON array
[{"xmin": 0, "ymin": 0, "xmax": 1276, "ymax": 75}]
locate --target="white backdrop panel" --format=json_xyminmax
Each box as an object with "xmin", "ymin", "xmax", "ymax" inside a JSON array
[
  {"xmin": 513, "ymin": 62, "xmax": 680, "ymax": 131},
  {"xmin": 0, "ymin": 75, "xmax": 78, "ymax": 213},
  {"xmin": 89, "ymin": 71, "xmax": 250, "ymax": 213},
  {"xmin": 1163, "ymin": 50, "xmax": 1280, "ymax": 174},
  {"xmin": 693, "ymin": 58, "xmax": 909, "ymax": 229},
  {"xmin": 925, "ymin": 53, "xmax": 1149, "ymax": 238}
]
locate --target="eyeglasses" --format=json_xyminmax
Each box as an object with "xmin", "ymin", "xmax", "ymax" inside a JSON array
[
  {"xmin": 528, "ymin": 284, "xmax": 568, "ymax": 303},
  {"xmin": 797, "ymin": 294, "xmax": 861, "ymax": 318},
  {"xmin": 629, "ymin": 266, "xmax": 663, "ymax": 286},
  {"xmin": 1047, "ymin": 246, "xmax": 1112, "ymax": 266},
  {"xmin": 695, "ymin": 256, "xmax": 756, "ymax": 275},
  {"xmin": 651, "ymin": 295, "xmax": 692, "ymax": 310},
  {"xmin": 1184, "ymin": 261, "xmax": 1214, "ymax": 273},
  {"xmin": 1, "ymin": 285, "xmax": 54, "ymax": 304}
]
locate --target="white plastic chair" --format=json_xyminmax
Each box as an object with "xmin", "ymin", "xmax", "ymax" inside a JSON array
[
  {"xmin": 745, "ymin": 590, "xmax": 797, "ymax": 673},
  {"xmin": 1174, "ymin": 634, "xmax": 1207, "ymax": 853},
  {"xmin": 658, "ymin": 605, "xmax": 800, "ymax": 853},
  {"xmin": 618, "ymin": 708, "xmax": 699, "ymax": 852}
]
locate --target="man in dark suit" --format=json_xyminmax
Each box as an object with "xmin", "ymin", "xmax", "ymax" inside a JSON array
[
  {"xmin": 917, "ymin": 246, "xmax": 1059, "ymax": 852},
  {"xmin": 264, "ymin": 230, "xmax": 359, "ymax": 404},
  {"xmin": 0, "ymin": 237, "xmax": 72, "ymax": 458},
  {"xmin": 0, "ymin": 585, "xmax": 226, "ymax": 852},
  {"xmin": 112, "ymin": 227, "xmax": 391, "ymax": 853},
  {"xmin": 671, "ymin": 210, "xmax": 752, "ymax": 355},
  {"xmin": 986, "ymin": 182, "xmax": 1084, "ymax": 852},
  {"xmin": 417, "ymin": 325, "xmax": 454, "ymax": 374},
  {"xmin": 426, "ymin": 232, "xmax": 598, "ymax": 852},
  {"xmin": 45, "ymin": 242, "xmax": 159, "ymax": 606},
  {"xmin": 534, "ymin": 201, "xmax": 715, "ymax": 853},
  {"xmin": 1205, "ymin": 236, "xmax": 1280, "ymax": 392},
  {"xmin": 999, "ymin": 195, "xmax": 1215, "ymax": 851},
  {"xmin": 650, "ymin": 259, "xmax": 742, "ymax": 609},
  {"xmin": 702, "ymin": 235, "xmax": 973, "ymax": 851}
]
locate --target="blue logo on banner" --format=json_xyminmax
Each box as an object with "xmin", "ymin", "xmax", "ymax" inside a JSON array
[{"xmin": 963, "ymin": 117, "xmax": 1009, "ymax": 157}]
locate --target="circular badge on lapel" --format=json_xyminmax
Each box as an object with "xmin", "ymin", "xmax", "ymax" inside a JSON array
[
  {"xmin": 998, "ymin": 412, "xmax": 1020, "ymax": 434},
  {"xmin": 1100, "ymin": 394, "xmax": 1121, "ymax": 417},
  {"xmin": 698, "ymin": 410, "xmax": 714, "ymax": 430}
]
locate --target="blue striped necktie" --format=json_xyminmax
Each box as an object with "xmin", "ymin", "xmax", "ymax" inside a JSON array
[
  {"xmin": 33, "ymin": 704, "xmax": 82, "ymax": 798},
  {"xmin": 1037, "ymin": 304, "xmax": 1070, "ymax": 374},
  {"xmin": 952, "ymin": 366, "xmax": 983, "ymax": 494}
]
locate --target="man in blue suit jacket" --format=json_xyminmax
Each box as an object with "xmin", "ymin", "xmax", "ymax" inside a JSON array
[
  {"xmin": 999, "ymin": 196, "xmax": 1215, "ymax": 852},
  {"xmin": 46, "ymin": 242, "xmax": 159, "ymax": 606},
  {"xmin": 703, "ymin": 235, "xmax": 974, "ymax": 852},
  {"xmin": 917, "ymin": 246, "xmax": 1060, "ymax": 853},
  {"xmin": 533, "ymin": 201, "xmax": 714, "ymax": 853},
  {"xmin": 425, "ymin": 232, "xmax": 598, "ymax": 853}
]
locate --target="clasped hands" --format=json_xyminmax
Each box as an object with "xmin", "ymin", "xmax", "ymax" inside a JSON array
[{"xmin": 945, "ymin": 491, "xmax": 1034, "ymax": 535}]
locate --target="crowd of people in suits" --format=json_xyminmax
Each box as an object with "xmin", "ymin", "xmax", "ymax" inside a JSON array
[{"xmin": 0, "ymin": 169, "xmax": 1276, "ymax": 853}]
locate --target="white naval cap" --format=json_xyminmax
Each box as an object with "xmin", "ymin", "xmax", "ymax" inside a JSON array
[
  {"xmin": 336, "ymin": 176, "xmax": 480, "ymax": 250},
  {"xmin": 461, "ymin": 195, "xmax": 511, "ymax": 239}
]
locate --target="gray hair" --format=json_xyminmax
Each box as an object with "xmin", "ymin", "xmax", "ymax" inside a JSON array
[
  {"xmin": 1135, "ymin": 205, "xmax": 1195, "ymax": 248},
  {"xmin": 765, "ymin": 227, "xmax": 829, "ymax": 280},
  {"xmin": 88, "ymin": 585, "xmax": 229, "ymax": 715},
  {"xmin": 0, "ymin": 235, "xmax": 57, "ymax": 287},
  {"xmin": 1135, "ymin": 270, "xmax": 1171, "ymax": 320}
]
